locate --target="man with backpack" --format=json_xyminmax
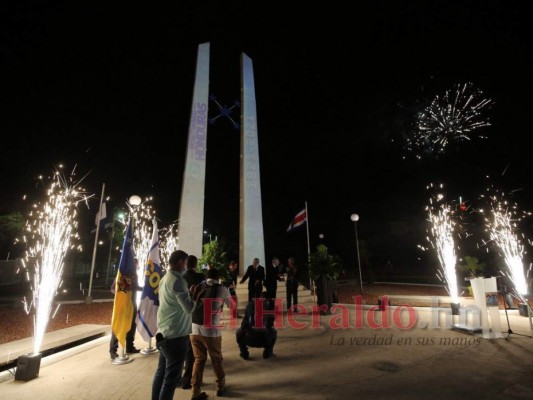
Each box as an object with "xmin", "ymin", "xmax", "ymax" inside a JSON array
[{"xmin": 189, "ymin": 268, "xmax": 234, "ymax": 399}]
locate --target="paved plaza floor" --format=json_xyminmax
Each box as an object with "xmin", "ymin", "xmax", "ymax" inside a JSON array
[{"xmin": 1, "ymin": 303, "xmax": 533, "ymax": 400}]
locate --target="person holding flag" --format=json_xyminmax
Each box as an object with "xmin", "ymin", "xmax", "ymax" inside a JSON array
[
  {"xmin": 110, "ymin": 219, "xmax": 141, "ymax": 359},
  {"xmin": 136, "ymin": 219, "xmax": 164, "ymax": 345}
]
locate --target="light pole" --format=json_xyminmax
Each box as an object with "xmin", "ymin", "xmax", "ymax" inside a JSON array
[
  {"xmin": 129, "ymin": 195, "xmax": 142, "ymax": 208},
  {"xmin": 105, "ymin": 211, "xmax": 125, "ymax": 286},
  {"xmin": 350, "ymin": 214, "xmax": 364, "ymax": 296},
  {"xmin": 319, "ymin": 233, "xmax": 324, "ymax": 243},
  {"xmin": 128, "ymin": 194, "xmax": 142, "ymax": 280}
]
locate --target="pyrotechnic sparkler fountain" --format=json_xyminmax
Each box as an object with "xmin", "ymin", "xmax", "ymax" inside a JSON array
[
  {"xmin": 159, "ymin": 222, "xmax": 179, "ymax": 269},
  {"xmin": 425, "ymin": 184, "xmax": 460, "ymax": 307},
  {"xmin": 129, "ymin": 196, "xmax": 155, "ymax": 304},
  {"xmin": 483, "ymin": 193, "xmax": 531, "ymax": 303},
  {"xmin": 17, "ymin": 168, "xmax": 88, "ymax": 380}
]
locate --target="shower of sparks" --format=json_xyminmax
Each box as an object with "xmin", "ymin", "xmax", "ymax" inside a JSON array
[
  {"xmin": 130, "ymin": 198, "xmax": 156, "ymax": 294},
  {"xmin": 159, "ymin": 222, "xmax": 179, "ymax": 269},
  {"xmin": 22, "ymin": 166, "xmax": 90, "ymax": 354},
  {"xmin": 482, "ymin": 191, "xmax": 531, "ymax": 302},
  {"xmin": 425, "ymin": 184, "xmax": 459, "ymax": 303},
  {"xmin": 406, "ymin": 82, "xmax": 493, "ymax": 157}
]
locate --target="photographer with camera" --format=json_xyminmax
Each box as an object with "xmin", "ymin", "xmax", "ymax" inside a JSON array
[
  {"xmin": 190, "ymin": 267, "xmax": 233, "ymax": 399},
  {"xmin": 181, "ymin": 255, "xmax": 205, "ymax": 390}
]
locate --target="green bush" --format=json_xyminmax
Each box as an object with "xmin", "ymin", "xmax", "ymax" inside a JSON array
[{"xmin": 309, "ymin": 245, "xmax": 343, "ymax": 281}]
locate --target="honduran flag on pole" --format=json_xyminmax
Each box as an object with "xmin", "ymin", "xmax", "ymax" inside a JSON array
[
  {"xmin": 287, "ymin": 208, "xmax": 307, "ymax": 232},
  {"xmin": 136, "ymin": 219, "xmax": 162, "ymax": 341},
  {"xmin": 111, "ymin": 219, "xmax": 136, "ymax": 349}
]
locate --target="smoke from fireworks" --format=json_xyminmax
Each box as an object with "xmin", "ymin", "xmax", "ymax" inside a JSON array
[
  {"xmin": 21, "ymin": 167, "xmax": 89, "ymax": 354},
  {"xmin": 425, "ymin": 184, "xmax": 460, "ymax": 303},
  {"xmin": 407, "ymin": 82, "xmax": 493, "ymax": 157},
  {"xmin": 482, "ymin": 190, "xmax": 531, "ymax": 302}
]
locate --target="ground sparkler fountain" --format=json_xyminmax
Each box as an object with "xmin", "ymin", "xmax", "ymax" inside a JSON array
[
  {"xmin": 485, "ymin": 195, "xmax": 531, "ymax": 304},
  {"xmin": 17, "ymin": 169, "xmax": 86, "ymax": 380},
  {"xmin": 425, "ymin": 185, "xmax": 460, "ymax": 310}
]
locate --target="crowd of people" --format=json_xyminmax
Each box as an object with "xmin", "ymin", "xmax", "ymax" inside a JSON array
[{"xmin": 112, "ymin": 251, "xmax": 300, "ymax": 400}]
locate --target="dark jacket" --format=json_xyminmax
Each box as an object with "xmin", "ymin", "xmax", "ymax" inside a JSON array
[
  {"xmin": 241, "ymin": 265, "xmax": 265, "ymax": 289},
  {"xmin": 236, "ymin": 297, "xmax": 276, "ymax": 347},
  {"xmin": 183, "ymin": 269, "xmax": 205, "ymax": 289}
]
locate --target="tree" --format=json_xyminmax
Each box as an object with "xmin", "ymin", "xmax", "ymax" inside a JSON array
[
  {"xmin": 458, "ymin": 256, "xmax": 486, "ymax": 296},
  {"xmin": 199, "ymin": 240, "xmax": 231, "ymax": 284},
  {"xmin": 309, "ymin": 244, "xmax": 343, "ymax": 281},
  {"xmin": 0, "ymin": 212, "xmax": 25, "ymax": 259},
  {"xmin": 458, "ymin": 256, "xmax": 486, "ymax": 276}
]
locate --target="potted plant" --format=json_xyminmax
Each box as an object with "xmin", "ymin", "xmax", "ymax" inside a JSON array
[{"xmin": 309, "ymin": 245, "xmax": 343, "ymax": 312}]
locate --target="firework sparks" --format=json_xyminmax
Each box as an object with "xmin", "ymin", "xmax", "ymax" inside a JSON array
[
  {"xmin": 22, "ymin": 167, "xmax": 89, "ymax": 354},
  {"xmin": 130, "ymin": 198, "xmax": 156, "ymax": 296},
  {"xmin": 407, "ymin": 82, "xmax": 493, "ymax": 157},
  {"xmin": 484, "ymin": 193, "xmax": 530, "ymax": 302},
  {"xmin": 159, "ymin": 222, "xmax": 179, "ymax": 269},
  {"xmin": 426, "ymin": 184, "xmax": 459, "ymax": 303}
]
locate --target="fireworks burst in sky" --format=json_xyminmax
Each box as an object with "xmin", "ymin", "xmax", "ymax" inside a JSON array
[
  {"xmin": 482, "ymin": 190, "xmax": 531, "ymax": 302},
  {"xmin": 159, "ymin": 222, "xmax": 179, "ymax": 269},
  {"xmin": 21, "ymin": 166, "xmax": 90, "ymax": 354},
  {"xmin": 406, "ymin": 82, "xmax": 493, "ymax": 158},
  {"xmin": 425, "ymin": 184, "xmax": 460, "ymax": 303}
]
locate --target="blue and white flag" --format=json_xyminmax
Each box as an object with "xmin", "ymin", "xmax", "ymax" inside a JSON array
[{"xmin": 136, "ymin": 219, "xmax": 163, "ymax": 341}]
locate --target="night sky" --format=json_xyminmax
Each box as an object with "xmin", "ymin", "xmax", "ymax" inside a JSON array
[{"xmin": 2, "ymin": 1, "xmax": 532, "ymax": 275}]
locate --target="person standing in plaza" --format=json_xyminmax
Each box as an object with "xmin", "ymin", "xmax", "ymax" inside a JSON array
[
  {"xmin": 264, "ymin": 257, "xmax": 283, "ymax": 299},
  {"xmin": 285, "ymin": 257, "xmax": 299, "ymax": 311},
  {"xmin": 228, "ymin": 260, "xmax": 239, "ymax": 287},
  {"xmin": 240, "ymin": 257, "xmax": 265, "ymax": 302},
  {"xmin": 109, "ymin": 259, "xmax": 141, "ymax": 359},
  {"xmin": 227, "ymin": 260, "xmax": 240, "ymax": 319},
  {"xmin": 151, "ymin": 250, "xmax": 205, "ymax": 400},
  {"xmin": 181, "ymin": 255, "xmax": 205, "ymax": 390}
]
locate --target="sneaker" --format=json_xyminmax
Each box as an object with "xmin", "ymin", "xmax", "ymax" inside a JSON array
[
  {"xmin": 239, "ymin": 353, "xmax": 249, "ymax": 360},
  {"xmin": 191, "ymin": 392, "xmax": 207, "ymax": 400},
  {"xmin": 216, "ymin": 388, "xmax": 225, "ymax": 396},
  {"xmin": 182, "ymin": 381, "xmax": 192, "ymax": 390},
  {"xmin": 110, "ymin": 352, "xmax": 118, "ymax": 360},
  {"xmin": 263, "ymin": 350, "xmax": 272, "ymax": 359},
  {"xmin": 126, "ymin": 347, "xmax": 141, "ymax": 354}
]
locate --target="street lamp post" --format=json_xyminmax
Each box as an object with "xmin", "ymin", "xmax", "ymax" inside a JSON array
[
  {"xmin": 350, "ymin": 214, "xmax": 364, "ymax": 296},
  {"xmin": 105, "ymin": 211, "xmax": 125, "ymax": 286}
]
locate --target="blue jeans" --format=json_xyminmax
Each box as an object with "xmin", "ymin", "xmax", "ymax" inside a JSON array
[{"xmin": 151, "ymin": 336, "xmax": 188, "ymax": 400}]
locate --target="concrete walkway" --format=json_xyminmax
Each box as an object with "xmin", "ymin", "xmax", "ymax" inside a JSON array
[{"xmin": 1, "ymin": 300, "xmax": 533, "ymax": 399}]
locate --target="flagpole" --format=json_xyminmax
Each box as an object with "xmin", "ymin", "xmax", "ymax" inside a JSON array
[
  {"xmin": 86, "ymin": 183, "xmax": 105, "ymax": 304},
  {"xmin": 305, "ymin": 201, "xmax": 315, "ymax": 303}
]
